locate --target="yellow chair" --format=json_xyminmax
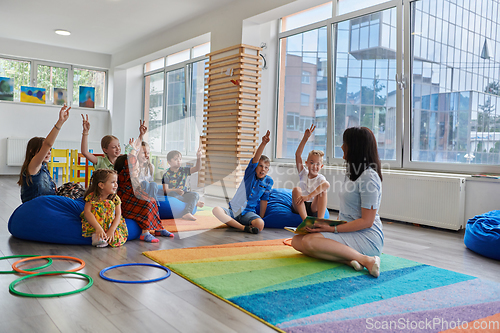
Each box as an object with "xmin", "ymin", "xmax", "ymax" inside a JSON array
[
  {"xmin": 70, "ymin": 150, "xmax": 96, "ymax": 188},
  {"xmin": 47, "ymin": 149, "xmax": 70, "ymax": 183},
  {"xmin": 70, "ymin": 150, "xmax": 86, "ymax": 184}
]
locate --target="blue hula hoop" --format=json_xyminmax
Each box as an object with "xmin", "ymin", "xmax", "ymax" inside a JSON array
[{"xmin": 99, "ymin": 263, "xmax": 171, "ymax": 283}]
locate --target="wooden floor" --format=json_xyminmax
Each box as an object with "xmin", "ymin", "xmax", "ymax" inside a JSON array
[{"xmin": 1, "ymin": 175, "xmax": 499, "ymax": 332}]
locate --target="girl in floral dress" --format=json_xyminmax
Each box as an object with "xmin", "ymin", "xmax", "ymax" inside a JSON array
[{"xmin": 81, "ymin": 169, "xmax": 128, "ymax": 247}]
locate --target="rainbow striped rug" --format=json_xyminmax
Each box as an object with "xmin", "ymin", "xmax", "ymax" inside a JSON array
[{"xmin": 143, "ymin": 239, "xmax": 500, "ymax": 332}]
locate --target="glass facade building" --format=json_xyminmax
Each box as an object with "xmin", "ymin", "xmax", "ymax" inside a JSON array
[{"xmin": 277, "ymin": 0, "xmax": 500, "ymax": 168}]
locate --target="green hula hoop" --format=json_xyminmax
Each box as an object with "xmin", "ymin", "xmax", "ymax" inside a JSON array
[
  {"xmin": 0, "ymin": 255, "xmax": 53, "ymax": 274},
  {"xmin": 9, "ymin": 271, "xmax": 93, "ymax": 298}
]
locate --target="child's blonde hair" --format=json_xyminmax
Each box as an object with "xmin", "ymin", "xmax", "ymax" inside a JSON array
[
  {"xmin": 141, "ymin": 141, "xmax": 154, "ymax": 176},
  {"xmin": 18, "ymin": 137, "xmax": 45, "ymax": 186},
  {"xmin": 101, "ymin": 135, "xmax": 119, "ymax": 152},
  {"xmin": 85, "ymin": 169, "xmax": 118, "ymax": 200},
  {"xmin": 308, "ymin": 150, "xmax": 324, "ymax": 162}
]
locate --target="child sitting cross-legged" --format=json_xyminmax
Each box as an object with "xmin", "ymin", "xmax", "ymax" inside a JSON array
[
  {"xmin": 80, "ymin": 169, "xmax": 128, "ymax": 247},
  {"xmin": 162, "ymin": 147, "xmax": 204, "ymax": 220},
  {"xmin": 292, "ymin": 124, "xmax": 330, "ymax": 220},
  {"xmin": 212, "ymin": 130, "xmax": 274, "ymax": 234}
]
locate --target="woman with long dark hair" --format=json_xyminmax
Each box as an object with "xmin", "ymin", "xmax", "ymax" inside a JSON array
[{"xmin": 291, "ymin": 127, "xmax": 384, "ymax": 278}]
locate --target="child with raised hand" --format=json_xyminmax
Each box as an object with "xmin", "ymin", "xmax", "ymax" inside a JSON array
[
  {"xmin": 18, "ymin": 105, "xmax": 84, "ymax": 203},
  {"xmin": 292, "ymin": 124, "xmax": 330, "ymax": 221},
  {"xmin": 212, "ymin": 130, "xmax": 274, "ymax": 234},
  {"xmin": 162, "ymin": 147, "xmax": 204, "ymax": 220},
  {"xmin": 80, "ymin": 169, "xmax": 128, "ymax": 247},
  {"xmin": 81, "ymin": 114, "xmax": 124, "ymax": 170}
]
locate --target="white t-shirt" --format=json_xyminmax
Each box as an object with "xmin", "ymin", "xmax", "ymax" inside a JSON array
[{"xmin": 298, "ymin": 168, "xmax": 327, "ymax": 202}]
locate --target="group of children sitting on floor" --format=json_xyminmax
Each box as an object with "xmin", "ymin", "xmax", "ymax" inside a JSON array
[{"xmin": 17, "ymin": 105, "xmax": 330, "ymax": 248}]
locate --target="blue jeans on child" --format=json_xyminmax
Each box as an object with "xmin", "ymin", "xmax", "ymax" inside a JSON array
[
  {"xmin": 141, "ymin": 181, "xmax": 159, "ymax": 201},
  {"xmin": 221, "ymin": 207, "xmax": 261, "ymax": 226},
  {"xmin": 167, "ymin": 191, "xmax": 199, "ymax": 216}
]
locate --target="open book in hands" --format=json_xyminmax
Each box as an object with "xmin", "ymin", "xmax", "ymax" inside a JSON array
[{"xmin": 285, "ymin": 216, "xmax": 347, "ymax": 234}]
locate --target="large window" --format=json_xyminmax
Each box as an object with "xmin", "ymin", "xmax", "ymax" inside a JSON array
[
  {"xmin": 411, "ymin": 0, "xmax": 500, "ymax": 166},
  {"xmin": 277, "ymin": 0, "xmax": 500, "ymax": 172},
  {"xmin": 144, "ymin": 72, "xmax": 164, "ymax": 153},
  {"xmin": 276, "ymin": 26, "xmax": 328, "ymax": 159},
  {"xmin": 73, "ymin": 68, "xmax": 106, "ymax": 109},
  {"xmin": 334, "ymin": 8, "xmax": 398, "ymax": 160},
  {"xmin": 0, "ymin": 58, "xmax": 30, "ymax": 101},
  {"xmin": 0, "ymin": 56, "xmax": 107, "ymax": 108},
  {"xmin": 36, "ymin": 63, "xmax": 69, "ymax": 104},
  {"xmin": 143, "ymin": 43, "xmax": 209, "ymax": 155}
]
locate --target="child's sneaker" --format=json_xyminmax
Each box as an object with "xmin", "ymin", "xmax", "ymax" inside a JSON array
[
  {"xmin": 155, "ymin": 229, "xmax": 174, "ymax": 238},
  {"xmin": 92, "ymin": 234, "xmax": 108, "ymax": 248},
  {"xmin": 140, "ymin": 233, "xmax": 159, "ymax": 243},
  {"xmin": 244, "ymin": 226, "xmax": 259, "ymax": 234}
]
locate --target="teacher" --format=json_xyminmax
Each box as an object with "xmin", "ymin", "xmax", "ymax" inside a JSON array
[{"xmin": 291, "ymin": 127, "xmax": 384, "ymax": 278}]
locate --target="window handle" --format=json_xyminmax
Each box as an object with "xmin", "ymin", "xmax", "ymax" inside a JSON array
[{"xmin": 395, "ymin": 73, "xmax": 407, "ymax": 90}]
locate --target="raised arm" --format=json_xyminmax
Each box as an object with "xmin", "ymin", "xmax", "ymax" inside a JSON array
[
  {"xmin": 138, "ymin": 120, "xmax": 147, "ymax": 143},
  {"xmin": 252, "ymin": 130, "xmax": 270, "ymax": 164},
  {"xmin": 295, "ymin": 124, "xmax": 315, "ymax": 173},
  {"xmin": 81, "ymin": 114, "xmax": 98, "ymax": 165},
  {"xmin": 28, "ymin": 105, "xmax": 71, "ymax": 176},
  {"xmin": 127, "ymin": 120, "xmax": 147, "ymax": 156},
  {"xmin": 190, "ymin": 147, "xmax": 203, "ymax": 174}
]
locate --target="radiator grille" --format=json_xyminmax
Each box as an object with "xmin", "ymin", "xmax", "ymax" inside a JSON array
[{"xmin": 379, "ymin": 174, "xmax": 466, "ymax": 230}]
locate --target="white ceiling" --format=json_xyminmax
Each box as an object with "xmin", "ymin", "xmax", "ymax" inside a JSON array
[{"xmin": 0, "ymin": 0, "xmax": 238, "ymax": 55}]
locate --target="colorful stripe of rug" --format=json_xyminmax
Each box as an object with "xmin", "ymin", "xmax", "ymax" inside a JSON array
[
  {"xmin": 161, "ymin": 207, "xmax": 228, "ymax": 233},
  {"xmin": 143, "ymin": 239, "xmax": 500, "ymax": 333}
]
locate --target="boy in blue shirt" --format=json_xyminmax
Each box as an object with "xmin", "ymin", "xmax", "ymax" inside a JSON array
[{"xmin": 212, "ymin": 130, "xmax": 273, "ymax": 234}]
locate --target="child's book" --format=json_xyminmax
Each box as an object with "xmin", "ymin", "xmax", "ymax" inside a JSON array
[{"xmin": 284, "ymin": 216, "xmax": 347, "ymax": 234}]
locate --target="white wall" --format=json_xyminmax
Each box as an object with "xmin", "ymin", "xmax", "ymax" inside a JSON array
[
  {"xmin": 0, "ymin": 37, "xmax": 111, "ymax": 69},
  {"xmin": 111, "ymin": 65, "xmax": 144, "ymax": 143},
  {"xmin": 111, "ymin": 0, "xmax": 296, "ymax": 68},
  {"xmin": 465, "ymin": 179, "xmax": 500, "ymax": 221}
]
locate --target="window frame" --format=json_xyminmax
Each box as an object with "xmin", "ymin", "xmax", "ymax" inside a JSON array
[
  {"xmin": 0, "ymin": 55, "xmax": 108, "ymax": 109},
  {"xmin": 142, "ymin": 47, "xmax": 209, "ymax": 156},
  {"xmin": 33, "ymin": 60, "xmax": 72, "ymax": 105},
  {"xmin": 275, "ymin": 0, "xmax": 402, "ymax": 168},
  {"xmin": 402, "ymin": 0, "xmax": 500, "ymax": 174},
  {"xmin": 71, "ymin": 65, "xmax": 109, "ymax": 110},
  {"xmin": 277, "ymin": 0, "xmax": 500, "ymax": 173}
]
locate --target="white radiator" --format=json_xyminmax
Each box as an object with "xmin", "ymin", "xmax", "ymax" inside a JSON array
[
  {"xmin": 7, "ymin": 137, "xmax": 101, "ymax": 166},
  {"xmin": 321, "ymin": 167, "xmax": 466, "ymax": 230},
  {"xmin": 379, "ymin": 173, "xmax": 466, "ymax": 230}
]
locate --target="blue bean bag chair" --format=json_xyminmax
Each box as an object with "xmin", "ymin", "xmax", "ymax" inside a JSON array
[
  {"xmin": 8, "ymin": 195, "xmax": 142, "ymax": 245},
  {"xmin": 256, "ymin": 188, "xmax": 329, "ymax": 228},
  {"xmin": 156, "ymin": 184, "xmax": 197, "ymax": 219},
  {"xmin": 464, "ymin": 210, "xmax": 500, "ymax": 260}
]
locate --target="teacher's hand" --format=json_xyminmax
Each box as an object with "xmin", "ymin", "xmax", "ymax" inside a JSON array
[{"xmin": 305, "ymin": 222, "xmax": 331, "ymax": 233}]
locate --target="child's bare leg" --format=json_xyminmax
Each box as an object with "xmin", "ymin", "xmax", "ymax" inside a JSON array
[
  {"xmin": 250, "ymin": 218, "xmax": 265, "ymax": 232},
  {"xmin": 292, "ymin": 187, "xmax": 308, "ymax": 220},
  {"xmin": 311, "ymin": 191, "xmax": 328, "ymax": 218},
  {"xmin": 212, "ymin": 207, "xmax": 245, "ymax": 231}
]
